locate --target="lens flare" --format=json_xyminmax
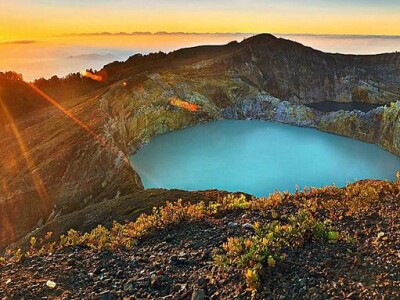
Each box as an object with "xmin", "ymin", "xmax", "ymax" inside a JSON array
[
  {"xmin": 0, "ymin": 82, "xmax": 168, "ymax": 247},
  {"xmin": 26, "ymin": 83, "xmax": 165, "ymax": 189},
  {"xmin": 80, "ymin": 70, "xmax": 107, "ymax": 82},
  {"xmin": 0, "ymin": 96, "xmax": 51, "ymax": 213},
  {"xmin": 27, "ymin": 83, "xmax": 164, "ymax": 188},
  {"xmin": 26, "ymin": 83, "xmax": 131, "ymax": 163}
]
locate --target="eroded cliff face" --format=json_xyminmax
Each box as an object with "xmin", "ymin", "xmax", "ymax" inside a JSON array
[
  {"xmin": 1, "ymin": 34, "xmax": 400, "ymax": 250},
  {"xmin": 223, "ymin": 95, "xmax": 400, "ymax": 156}
]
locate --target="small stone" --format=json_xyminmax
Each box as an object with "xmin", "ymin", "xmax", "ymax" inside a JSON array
[
  {"xmin": 191, "ymin": 288, "xmax": 205, "ymax": 300},
  {"xmin": 116, "ymin": 270, "xmax": 124, "ymax": 279},
  {"xmin": 137, "ymin": 279, "xmax": 150, "ymax": 288},
  {"xmin": 99, "ymin": 290, "xmax": 111, "ymax": 300},
  {"xmin": 197, "ymin": 277, "xmax": 209, "ymax": 286},
  {"xmin": 227, "ymin": 222, "xmax": 239, "ymax": 228},
  {"xmin": 46, "ymin": 280, "xmax": 56, "ymax": 289},
  {"xmin": 308, "ymin": 287, "xmax": 319, "ymax": 294},
  {"xmin": 242, "ymin": 223, "xmax": 254, "ymax": 230},
  {"xmin": 298, "ymin": 287, "xmax": 307, "ymax": 296},
  {"xmin": 123, "ymin": 280, "xmax": 135, "ymax": 292},
  {"xmin": 150, "ymin": 274, "xmax": 161, "ymax": 289},
  {"xmin": 310, "ymin": 293, "xmax": 323, "ymax": 300},
  {"xmin": 201, "ymin": 250, "xmax": 211, "ymax": 260},
  {"xmin": 169, "ymin": 255, "xmax": 186, "ymax": 265}
]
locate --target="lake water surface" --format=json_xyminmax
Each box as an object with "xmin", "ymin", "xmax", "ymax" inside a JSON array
[{"xmin": 131, "ymin": 120, "xmax": 400, "ymax": 196}]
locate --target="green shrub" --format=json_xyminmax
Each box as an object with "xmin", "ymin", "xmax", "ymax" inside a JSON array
[{"xmin": 214, "ymin": 210, "xmax": 339, "ymax": 291}]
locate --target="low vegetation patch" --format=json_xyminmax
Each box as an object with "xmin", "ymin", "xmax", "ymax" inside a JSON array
[
  {"xmin": 1, "ymin": 176, "xmax": 399, "ymax": 296},
  {"xmin": 214, "ymin": 210, "xmax": 341, "ymax": 291}
]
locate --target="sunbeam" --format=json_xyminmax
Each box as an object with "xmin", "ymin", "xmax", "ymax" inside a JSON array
[
  {"xmin": 27, "ymin": 83, "xmax": 130, "ymax": 165},
  {"xmin": 26, "ymin": 83, "xmax": 156, "ymax": 186},
  {"xmin": 0, "ymin": 96, "xmax": 51, "ymax": 213},
  {"xmin": 0, "ymin": 178, "xmax": 16, "ymax": 246}
]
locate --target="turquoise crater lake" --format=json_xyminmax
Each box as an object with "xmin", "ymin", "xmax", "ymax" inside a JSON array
[{"xmin": 131, "ymin": 120, "xmax": 400, "ymax": 197}]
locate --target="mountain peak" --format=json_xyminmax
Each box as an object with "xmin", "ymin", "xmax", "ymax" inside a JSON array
[{"xmin": 241, "ymin": 33, "xmax": 278, "ymax": 44}]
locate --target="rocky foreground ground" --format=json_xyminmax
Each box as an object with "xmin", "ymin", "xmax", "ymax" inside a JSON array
[{"xmin": 1, "ymin": 180, "xmax": 399, "ymax": 299}]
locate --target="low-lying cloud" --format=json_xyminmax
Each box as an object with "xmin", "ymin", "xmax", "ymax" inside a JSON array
[{"xmin": 0, "ymin": 40, "xmax": 37, "ymax": 45}]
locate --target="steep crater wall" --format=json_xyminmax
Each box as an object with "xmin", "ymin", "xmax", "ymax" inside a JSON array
[
  {"xmin": 100, "ymin": 73, "xmax": 400, "ymax": 183},
  {"xmin": 223, "ymin": 96, "xmax": 400, "ymax": 157}
]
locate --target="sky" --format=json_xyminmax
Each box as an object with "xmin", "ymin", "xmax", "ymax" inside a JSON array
[
  {"xmin": 1, "ymin": 1, "xmax": 400, "ymax": 81},
  {"xmin": 1, "ymin": 0, "xmax": 400, "ymax": 39}
]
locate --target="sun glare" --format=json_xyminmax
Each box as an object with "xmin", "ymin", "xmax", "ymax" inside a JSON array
[
  {"xmin": 0, "ymin": 95, "xmax": 51, "ymax": 214},
  {"xmin": 80, "ymin": 70, "xmax": 106, "ymax": 82}
]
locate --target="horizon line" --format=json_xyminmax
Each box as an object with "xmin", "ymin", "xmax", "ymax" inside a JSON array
[{"xmin": 57, "ymin": 31, "xmax": 400, "ymax": 39}]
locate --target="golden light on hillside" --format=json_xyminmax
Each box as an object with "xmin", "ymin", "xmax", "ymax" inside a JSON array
[
  {"xmin": 0, "ymin": 96, "xmax": 51, "ymax": 212},
  {"xmin": 0, "ymin": 178, "xmax": 16, "ymax": 245},
  {"xmin": 170, "ymin": 97, "xmax": 200, "ymax": 112},
  {"xmin": 27, "ymin": 83, "xmax": 129, "ymax": 164},
  {"xmin": 0, "ymin": 81, "xmax": 162, "ymax": 244},
  {"xmin": 28, "ymin": 84, "xmax": 165, "ymax": 188}
]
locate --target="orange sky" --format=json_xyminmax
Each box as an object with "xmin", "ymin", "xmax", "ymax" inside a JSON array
[
  {"xmin": 1, "ymin": 1, "xmax": 400, "ymax": 40},
  {"xmin": 1, "ymin": 1, "xmax": 400, "ymax": 81}
]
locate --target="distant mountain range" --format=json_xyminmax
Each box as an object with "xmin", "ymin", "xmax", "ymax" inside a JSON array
[
  {"xmin": 66, "ymin": 53, "xmax": 117, "ymax": 61},
  {"xmin": 60, "ymin": 31, "xmax": 253, "ymax": 36}
]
